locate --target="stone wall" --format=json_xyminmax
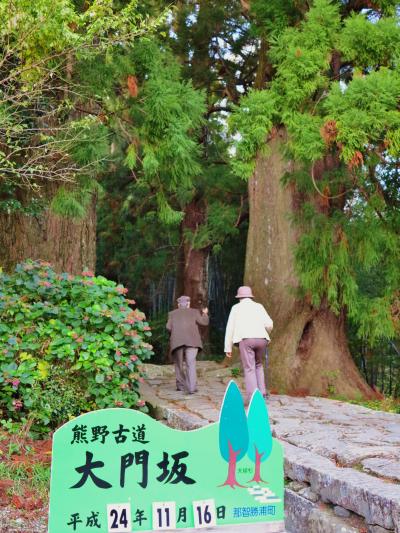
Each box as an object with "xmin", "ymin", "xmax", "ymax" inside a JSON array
[{"xmin": 282, "ymin": 439, "xmax": 399, "ymax": 533}]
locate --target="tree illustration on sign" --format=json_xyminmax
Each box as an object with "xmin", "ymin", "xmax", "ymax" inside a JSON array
[
  {"xmin": 247, "ymin": 389, "xmax": 273, "ymax": 483},
  {"xmin": 218, "ymin": 381, "xmax": 249, "ymax": 488}
]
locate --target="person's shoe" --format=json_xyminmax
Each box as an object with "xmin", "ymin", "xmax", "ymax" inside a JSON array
[{"xmin": 263, "ymin": 391, "xmax": 270, "ymax": 399}]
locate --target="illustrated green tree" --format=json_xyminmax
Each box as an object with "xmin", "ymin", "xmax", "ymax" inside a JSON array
[
  {"xmin": 230, "ymin": 0, "xmax": 400, "ymax": 398},
  {"xmin": 218, "ymin": 380, "xmax": 249, "ymax": 488},
  {"xmin": 247, "ymin": 389, "xmax": 272, "ymax": 483}
]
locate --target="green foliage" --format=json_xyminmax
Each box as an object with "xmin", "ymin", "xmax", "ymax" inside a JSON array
[
  {"xmin": 230, "ymin": 367, "xmax": 241, "ymax": 378},
  {"xmin": 78, "ymin": 37, "xmax": 206, "ymax": 224},
  {"xmin": 230, "ymin": 0, "xmax": 340, "ymax": 170},
  {"xmin": 250, "ymin": 0, "xmax": 301, "ymax": 37},
  {"xmin": 96, "ymin": 5, "xmax": 247, "ymax": 323},
  {"xmin": 294, "ymin": 196, "xmax": 399, "ymax": 345},
  {"xmin": 125, "ymin": 143, "xmax": 137, "ymax": 171},
  {"xmin": 1, "ymin": 0, "xmax": 157, "ymax": 83},
  {"xmin": 231, "ymin": 0, "xmax": 339, "ymax": 146},
  {"xmin": 133, "ymin": 42, "xmax": 205, "ymax": 214},
  {"xmin": 230, "ymin": 0, "xmax": 400, "ymax": 358},
  {"xmin": 229, "ymin": 90, "xmax": 276, "ymax": 178},
  {"xmin": 148, "ymin": 312, "xmax": 170, "ymax": 364},
  {"xmin": 186, "ymin": 202, "xmax": 239, "ymax": 251},
  {"xmin": 169, "ymin": 0, "xmax": 258, "ymax": 99},
  {"xmin": 0, "ymin": 260, "xmax": 153, "ymax": 434},
  {"xmin": 341, "ymin": 14, "xmax": 400, "ymax": 68},
  {"xmin": 294, "ymin": 209, "xmax": 357, "ymax": 313},
  {"xmin": 324, "ymin": 68, "xmax": 400, "ymax": 164},
  {"xmin": 231, "ymin": 0, "xmax": 400, "ymax": 167},
  {"xmin": 0, "ymin": 183, "xmax": 44, "ymax": 216},
  {"xmin": 0, "ymin": 0, "xmax": 78, "ymax": 82},
  {"xmin": 0, "ymin": 0, "xmax": 159, "ymax": 215},
  {"xmin": 66, "ymin": 118, "xmax": 111, "ymax": 169},
  {"xmin": 50, "ymin": 176, "xmax": 100, "ymax": 219},
  {"xmin": 284, "ymin": 112, "xmax": 325, "ymax": 162},
  {"xmin": 346, "ymin": 397, "xmax": 400, "ymax": 414},
  {"xmin": 97, "ymin": 169, "xmax": 181, "ymax": 312},
  {"xmin": 269, "ymin": 0, "xmax": 340, "ymax": 108},
  {"xmin": 29, "ymin": 367, "xmax": 90, "ymax": 431}
]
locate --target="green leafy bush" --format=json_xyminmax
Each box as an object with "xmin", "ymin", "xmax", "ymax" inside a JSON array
[
  {"xmin": 0, "ymin": 260, "xmax": 153, "ymax": 434},
  {"xmin": 29, "ymin": 367, "xmax": 90, "ymax": 430}
]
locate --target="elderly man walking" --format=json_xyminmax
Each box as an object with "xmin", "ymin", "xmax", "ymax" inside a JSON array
[
  {"xmin": 166, "ymin": 295, "xmax": 209, "ymax": 394},
  {"xmin": 224, "ymin": 286, "xmax": 273, "ymax": 402}
]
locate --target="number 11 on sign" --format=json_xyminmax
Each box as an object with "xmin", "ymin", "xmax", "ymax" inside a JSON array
[
  {"xmin": 192, "ymin": 499, "xmax": 216, "ymax": 528},
  {"xmin": 152, "ymin": 501, "xmax": 176, "ymax": 530}
]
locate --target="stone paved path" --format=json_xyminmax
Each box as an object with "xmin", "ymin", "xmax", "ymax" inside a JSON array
[
  {"xmin": 141, "ymin": 362, "xmax": 400, "ymax": 476},
  {"xmin": 140, "ymin": 361, "xmax": 400, "ymax": 533}
]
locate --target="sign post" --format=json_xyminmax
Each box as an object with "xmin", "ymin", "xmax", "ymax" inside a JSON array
[{"xmin": 48, "ymin": 381, "xmax": 284, "ymax": 532}]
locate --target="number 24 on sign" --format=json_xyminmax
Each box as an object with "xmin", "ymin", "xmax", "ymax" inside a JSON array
[{"xmin": 107, "ymin": 504, "xmax": 131, "ymax": 533}]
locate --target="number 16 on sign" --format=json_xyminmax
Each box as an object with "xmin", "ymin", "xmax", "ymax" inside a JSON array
[{"xmin": 193, "ymin": 499, "xmax": 216, "ymax": 528}]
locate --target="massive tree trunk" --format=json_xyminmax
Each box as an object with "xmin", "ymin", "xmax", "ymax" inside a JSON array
[
  {"xmin": 245, "ymin": 128, "xmax": 376, "ymax": 399},
  {"xmin": 176, "ymin": 197, "xmax": 210, "ymax": 309},
  {"xmin": 0, "ymin": 183, "xmax": 96, "ymax": 275}
]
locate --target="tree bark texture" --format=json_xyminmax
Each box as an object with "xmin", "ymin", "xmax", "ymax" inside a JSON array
[
  {"xmin": 245, "ymin": 128, "xmax": 376, "ymax": 399},
  {"xmin": 174, "ymin": 197, "xmax": 210, "ymax": 355},
  {"xmin": 176, "ymin": 197, "xmax": 210, "ymax": 309},
  {"xmin": 0, "ymin": 183, "xmax": 96, "ymax": 275}
]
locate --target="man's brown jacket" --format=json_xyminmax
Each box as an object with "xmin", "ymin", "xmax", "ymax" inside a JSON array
[{"xmin": 166, "ymin": 308, "xmax": 209, "ymax": 353}]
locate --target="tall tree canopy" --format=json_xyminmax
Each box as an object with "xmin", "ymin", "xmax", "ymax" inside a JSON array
[
  {"xmin": 0, "ymin": 0, "xmax": 161, "ymax": 272},
  {"xmin": 231, "ymin": 0, "xmax": 400, "ymax": 397},
  {"xmin": 97, "ymin": 0, "xmax": 253, "ymax": 344}
]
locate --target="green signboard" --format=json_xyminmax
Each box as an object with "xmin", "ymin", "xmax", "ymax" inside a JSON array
[{"xmin": 48, "ymin": 381, "xmax": 284, "ymax": 532}]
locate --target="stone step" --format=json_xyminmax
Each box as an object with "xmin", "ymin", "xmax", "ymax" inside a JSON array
[
  {"xmin": 285, "ymin": 489, "xmax": 364, "ymax": 533},
  {"xmin": 283, "ymin": 441, "xmax": 400, "ymax": 532}
]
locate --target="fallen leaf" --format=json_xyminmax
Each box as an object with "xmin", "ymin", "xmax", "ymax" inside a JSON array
[{"xmin": 127, "ymin": 75, "xmax": 138, "ymax": 97}]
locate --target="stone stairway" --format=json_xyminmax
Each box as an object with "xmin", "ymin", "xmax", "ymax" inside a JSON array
[{"xmin": 140, "ymin": 361, "xmax": 400, "ymax": 533}]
